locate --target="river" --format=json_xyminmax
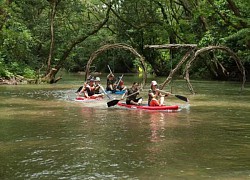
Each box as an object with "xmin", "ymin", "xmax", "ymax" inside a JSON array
[{"xmin": 0, "ymin": 73, "xmax": 249, "ymax": 179}]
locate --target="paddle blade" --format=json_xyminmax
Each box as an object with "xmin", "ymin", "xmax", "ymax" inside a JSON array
[
  {"xmin": 175, "ymin": 95, "xmax": 188, "ymax": 102},
  {"xmin": 75, "ymin": 86, "xmax": 83, "ymax": 93},
  {"xmin": 107, "ymin": 99, "xmax": 120, "ymax": 107}
]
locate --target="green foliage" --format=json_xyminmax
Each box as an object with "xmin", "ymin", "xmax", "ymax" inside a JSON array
[
  {"xmin": 0, "ymin": 0, "xmax": 249, "ymax": 81},
  {"xmin": 223, "ymin": 28, "xmax": 250, "ymax": 45},
  {"xmin": 23, "ymin": 68, "xmax": 36, "ymax": 79},
  {"xmin": 0, "ymin": 57, "xmax": 13, "ymax": 77},
  {"xmin": 198, "ymin": 31, "xmax": 216, "ymax": 46},
  {"xmin": 0, "ymin": 59, "xmax": 7, "ymax": 77}
]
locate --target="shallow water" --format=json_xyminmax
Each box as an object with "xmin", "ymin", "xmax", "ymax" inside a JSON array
[{"xmin": 0, "ymin": 74, "xmax": 249, "ymax": 179}]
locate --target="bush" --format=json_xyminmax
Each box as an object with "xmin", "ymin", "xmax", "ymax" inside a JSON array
[{"xmin": 23, "ymin": 67, "xmax": 36, "ymax": 79}]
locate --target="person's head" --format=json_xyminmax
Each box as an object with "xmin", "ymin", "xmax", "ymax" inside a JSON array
[
  {"xmin": 151, "ymin": 80, "xmax": 158, "ymax": 89},
  {"xmin": 108, "ymin": 73, "xmax": 114, "ymax": 79},
  {"xmin": 86, "ymin": 75, "xmax": 93, "ymax": 83},
  {"xmin": 95, "ymin": 77, "xmax": 101, "ymax": 82},
  {"xmin": 89, "ymin": 78, "xmax": 95, "ymax": 85},
  {"xmin": 132, "ymin": 82, "xmax": 140, "ymax": 90}
]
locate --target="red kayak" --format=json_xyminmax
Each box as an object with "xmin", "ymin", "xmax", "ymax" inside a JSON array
[
  {"xmin": 117, "ymin": 102, "xmax": 179, "ymax": 111},
  {"xmin": 75, "ymin": 96, "xmax": 103, "ymax": 101}
]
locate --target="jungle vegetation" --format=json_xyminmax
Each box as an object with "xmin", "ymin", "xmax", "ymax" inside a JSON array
[{"xmin": 0, "ymin": 0, "xmax": 249, "ymax": 83}]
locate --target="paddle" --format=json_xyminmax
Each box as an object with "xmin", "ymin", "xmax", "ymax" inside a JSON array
[
  {"xmin": 107, "ymin": 65, "xmax": 113, "ymax": 74},
  {"xmin": 99, "ymin": 84, "xmax": 112, "ymax": 99},
  {"xmin": 157, "ymin": 89, "xmax": 189, "ymax": 102},
  {"xmin": 113, "ymin": 74, "xmax": 124, "ymax": 92},
  {"xmin": 107, "ymin": 90, "xmax": 139, "ymax": 107},
  {"xmin": 75, "ymin": 86, "xmax": 83, "ymax": 93}
]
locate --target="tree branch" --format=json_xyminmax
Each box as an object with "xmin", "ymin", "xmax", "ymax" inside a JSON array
[{"xmin": 55, "ymin": 2, "xmax": 112, "ymax": 70}]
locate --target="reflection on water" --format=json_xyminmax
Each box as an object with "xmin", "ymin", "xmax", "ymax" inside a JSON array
[
  {"xmin": 0, "ymin": 77, "xmax": 249, "ymax": 179},
  {"xmin": 149, "ymin": 112, "xmax": 168, "ymax": 142}
]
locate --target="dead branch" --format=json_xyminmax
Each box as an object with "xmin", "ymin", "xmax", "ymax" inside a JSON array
[
  {"xmin": 144, "ymin": 44, "xmax": 197, "ymax": 49},
  {"xmin": 185, "ymin": 46, "xmax": 246, "ymax": 94},
  {"xmin": 85, "ymin": 43, "xmax": 147, "ymax": 88},
  {"xmin": 160, "ymin": 49, "xmax": 195, "ymax": 89}
]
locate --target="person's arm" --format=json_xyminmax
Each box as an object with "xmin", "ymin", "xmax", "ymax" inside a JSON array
[
  {"xmin": 78, "ymin": 86, "xmax": 86, "ymax": 96},
  {"xmin": 112, "ymin": 78, "xmax": 117, "ymax": 89},
  {"xmin": 121, "ymin": 90, "xmax": 128, "ymax": 100},
  {"xmin": 156, "ymin": 89, "xmax": 170, "ymax": 96},
  {"xmin": 149, "ymin": 89, "xmax": 160, "ymax": 98},
  {"xmin": 95, "ymin": 84, "xmax": 100, "ymax": 91},
  {"xmin": 148, "ymin": 89, "xmax": 154, "ymax": 97},
  {"xmin": 148, "ymin": 92, "xmax": 155, "ymax": 98},
  {"xmin": 82, "ymin": 85, "xmax": 91, "ymax": 98}
]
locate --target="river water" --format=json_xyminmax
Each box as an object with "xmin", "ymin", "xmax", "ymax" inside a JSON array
[{"xmin": 0, "ymin": 73, "xmax": 249, "ymax": 179}]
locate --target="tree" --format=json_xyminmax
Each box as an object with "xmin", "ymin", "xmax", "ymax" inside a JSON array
[
  {"xmin": 0, "ymin": 0, "xmax": 113, "ymax": 83},
  {"xmin": 109, "ymin": 0, "xmax": 249, "ymax": 79},
  {"xmin": 0, "ymin": 0, "xmax": 249, "ymax": 83},
  {"xmin": 43, "ymin": 0, "xmax": 112, "ymax": 83}
]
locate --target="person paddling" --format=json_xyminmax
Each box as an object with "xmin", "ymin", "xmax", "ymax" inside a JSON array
[
  {"xmin": 75, "ymin": 75, "xmax": 92, "ymax": 93},
  {"xmin": 94, "ymin": 77, "xmax": 102, "ymax": 94},
  {"xmin": 148, "ymin": 81, "xmax": 170, "ymax": 106},
  {"xmin": 115, "ymin": 75, "xmax": 127, "ymax": 91},
  {"xmin": 106, "ymin": 73, "xmax": 116, "ymax": 91},
  {"xmin": 122, "ymin": 82, "xmax": 142, "ymax": 105}
]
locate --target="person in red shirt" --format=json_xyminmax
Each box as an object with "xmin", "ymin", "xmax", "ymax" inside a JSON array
[
  {"xmin": 115, "ymin": 76, "xmax": 127, "ymax": 91},
  {"xmin": 148, "ymin": 81, "xmax": 170, "ymax": 106}
]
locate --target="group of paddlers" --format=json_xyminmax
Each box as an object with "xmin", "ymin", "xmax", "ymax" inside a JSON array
[
  {"xmin": 76, "ymin": 72, "xmax": 127, "ymax": 98},
  {"xmin": 76, "ymin": 72, "xmax": 171, "ymax": 106},
  {"xmin": 121, "ymin": 80, "xmax": 170, "ymax": 106},
  {"xmin": 76, "ymin": 76, "xmax": 104, "ymax": 99}
]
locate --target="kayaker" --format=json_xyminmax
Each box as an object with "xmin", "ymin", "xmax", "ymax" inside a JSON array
[
  {"xmin": 115, "ymin": 75, "xmax": 127, "ymax": 91},
  {"xmin": 75, "ymin": 75, "xmax": 92, "ymax": 93},
  {"xmin": 106, "ymin": 73, "xmax": 116, "ymax": 91},
  {"xmin": 122, "ymin": 82, "xmax": 142, "ymax": 105},
  {"xmin": 78, "ymin": 78, "xmax": 103, "ymax": 98},
  {"xmin": 94, "ymin": 77, "xmax": 102, "ymax": 94},
  {"xmin": 148, "ymin": 80, "xmax": 169, "ymax": 106}
]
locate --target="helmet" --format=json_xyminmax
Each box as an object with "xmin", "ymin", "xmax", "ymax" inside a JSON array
[
  {"xmin": 95, "ymin": 77, "xmax": 101, "ymax": 81},
  {"xmin": 151, "ymin": 81, "xmax": 157, "ymax": 86}
]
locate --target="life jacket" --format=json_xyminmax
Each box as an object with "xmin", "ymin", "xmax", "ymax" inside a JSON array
[
  {"xmin": 148, "ymin": 89, "xmax": 158, "ymax": 106},
  {"xmin": 126, "ymin": 88, "xmax": 138, "ymax": 101},
  {"xmin": 85, "ymin": 84, "xmax": 95, "ymax": 96}
]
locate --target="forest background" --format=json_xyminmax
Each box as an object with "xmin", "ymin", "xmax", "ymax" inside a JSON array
[{"xmin": 0, "ymin": 0, "xmax": 249, "ymax": 84}]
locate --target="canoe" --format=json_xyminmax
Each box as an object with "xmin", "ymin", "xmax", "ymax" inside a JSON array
[
  {"xmin": 117, "ymin": 102, "xmax": 179, "ymax": 111},
  {"xmin": 105, "ymin": 90, "xmax": 126, "ymax": 95},
  {"xmin": 75, "ymin": 96, "xmax": 103, "ymax": 101}
]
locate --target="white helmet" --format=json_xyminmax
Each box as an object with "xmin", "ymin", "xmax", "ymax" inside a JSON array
[
  {"xmin": 95, "ymin": 77, "xmax": 101, "ymax": 81},
  {"xmin": 151, "ymin": 81, "xmax": 157, "ymax": 86}
]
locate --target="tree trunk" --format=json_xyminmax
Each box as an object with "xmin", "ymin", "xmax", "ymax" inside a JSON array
[
  {"xmin": 43, "ymin": 68, "xmax": 61, "ymax": 84},
  {"xmin": 46, "ymin": 0, "xmax": 57, "ymax": 74},
  {"xmin": 43, "ymin": 2, "xmax": 112, "ymax": 83}
]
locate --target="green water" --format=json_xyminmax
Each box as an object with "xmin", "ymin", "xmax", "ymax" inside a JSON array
[{"xmin": 0, "ymin": 73, "xmax": 249, "ymax": 179}]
